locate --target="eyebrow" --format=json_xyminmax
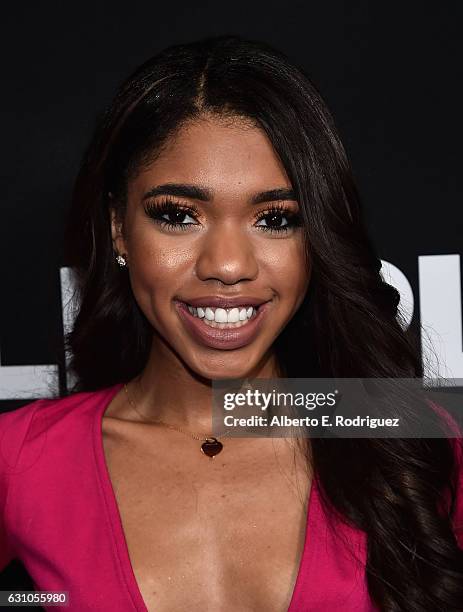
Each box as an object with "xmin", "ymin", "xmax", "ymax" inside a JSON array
[{"xmin": 142, "ymin": 183, "xmax": 297, "ymax": 205}]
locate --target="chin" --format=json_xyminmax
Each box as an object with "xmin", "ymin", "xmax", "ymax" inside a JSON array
[
  {"xmin": 189, "ymin": 349, "xmax": 268, "ymax": 381},
  {"xmin": 198, "ymin": 364, "xmax": 254, "ymax": 381}
]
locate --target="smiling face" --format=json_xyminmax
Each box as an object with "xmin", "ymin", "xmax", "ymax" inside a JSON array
[{"xmin": 110, "ymin": 113, "xmax": 311, "ymax": 380}]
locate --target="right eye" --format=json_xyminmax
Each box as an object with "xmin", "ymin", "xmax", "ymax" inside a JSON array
[{"xmin": 143, "ymin": 198, "xmax": 200, "ymax": 232}]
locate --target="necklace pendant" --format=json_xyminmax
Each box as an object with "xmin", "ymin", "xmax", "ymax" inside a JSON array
[{"xmin": 201, "ymin": 437, "xmax": 223, "ymax": 458}]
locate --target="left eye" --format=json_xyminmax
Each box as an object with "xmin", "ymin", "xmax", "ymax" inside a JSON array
[{"xmin": 256, "ymin": 212, "xmax": 289, "ymax": 229}]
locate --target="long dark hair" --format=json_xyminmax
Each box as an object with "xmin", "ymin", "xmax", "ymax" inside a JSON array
[{"xmin": 64, "ymin": 35, "xmax": 463, "ymax": 609}]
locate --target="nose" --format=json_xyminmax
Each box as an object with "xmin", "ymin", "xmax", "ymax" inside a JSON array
[{"xmin": 194, "ymin": 221, "xmax": 259, "ymax": 284}]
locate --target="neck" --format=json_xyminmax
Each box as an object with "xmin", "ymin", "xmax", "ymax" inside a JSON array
[{"xmin": 129, "ymin": 335, "xmax": 282, "ymax": 432}]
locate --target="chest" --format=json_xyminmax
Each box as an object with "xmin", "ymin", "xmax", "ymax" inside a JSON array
[{"xmin": 102, "ymin": 423, "xmax": 312, "ymax": 612}]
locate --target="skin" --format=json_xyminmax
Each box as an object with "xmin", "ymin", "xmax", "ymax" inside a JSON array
[
  {"xmin": 104, "ymin": 113, "xmax": 313, "ymax": 611},
  {"xmin": 110, "ymin": 113, "xmax": 311, "ymax": 427}
]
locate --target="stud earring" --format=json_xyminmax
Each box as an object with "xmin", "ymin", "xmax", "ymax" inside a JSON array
[{"xmin": 116, "ymin": 254, "xmax": 128, "ymax": 267}]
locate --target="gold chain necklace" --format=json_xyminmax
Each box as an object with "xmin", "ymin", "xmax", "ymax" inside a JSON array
[{"xmin": 123, "ymin": 383, "xmax": 232, "ymax": 459}]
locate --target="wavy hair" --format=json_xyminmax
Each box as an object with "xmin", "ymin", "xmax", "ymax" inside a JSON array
[{"xmin": 63, "ymin": 35, "xmax": 463, "ymax": 610}]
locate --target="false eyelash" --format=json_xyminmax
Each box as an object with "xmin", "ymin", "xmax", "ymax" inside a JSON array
[
  {"xmin": 143, "ymin": 198, "xmax": 199, "ymax": 232},
  {"xmin": 254, "ymin": 203, "xmax": 303, "ymax": 233},
  {"xmin": 143, "ymin": 197, "xmax": 302, "ymax": 234}
]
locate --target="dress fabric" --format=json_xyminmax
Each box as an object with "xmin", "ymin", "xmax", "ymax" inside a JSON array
[{"xmin": 0, "ymin": 382, "xmax": 462, "ymax": 611}]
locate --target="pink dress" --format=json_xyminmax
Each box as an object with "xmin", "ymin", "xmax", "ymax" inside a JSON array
[{"xmin": 0, "ymin": 382, "xmax": 462, "ymax": 611}]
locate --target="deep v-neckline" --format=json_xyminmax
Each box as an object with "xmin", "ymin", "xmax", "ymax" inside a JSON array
[{"xmin": 93, "ymin": 382, "xmax": 319, "ymax": 612}]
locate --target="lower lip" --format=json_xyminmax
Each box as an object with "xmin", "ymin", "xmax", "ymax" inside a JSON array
[{"xmin": 174, "ymin": 300, "xmax": 272, "ymax": 350}]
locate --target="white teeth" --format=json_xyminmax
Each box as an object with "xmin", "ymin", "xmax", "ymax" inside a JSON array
[
  {"xmin": 215, "ymin": 308, "xmax": 228, "ymax": 323},
  {"xmin": 187, "ymin": 304, "xmax": 258, "ymax": 324},
  {"xmin": 228, "ymin": 308, "xmax": 240, "ymax": 323},
  {"xmin": 205, "ymin": 307, "xmax": 215, "ymax": 321}
]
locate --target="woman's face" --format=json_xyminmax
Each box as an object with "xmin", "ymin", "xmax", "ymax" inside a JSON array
[{"xmin": 111, "ymin": 114, "xmax": 311, "ymax": 379}]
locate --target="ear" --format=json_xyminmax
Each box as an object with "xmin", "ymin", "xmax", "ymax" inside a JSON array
[{"xmin": 109, "ymin": 207, "xmax": 128, "ymax": 258}]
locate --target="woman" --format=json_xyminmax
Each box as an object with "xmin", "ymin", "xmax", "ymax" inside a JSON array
[{"xmin": 1, "ymin": 35, "xmax": 462, "ymax": 611}]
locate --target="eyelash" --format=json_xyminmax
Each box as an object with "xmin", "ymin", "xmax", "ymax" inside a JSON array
[{"xmin": 143, "ymin": 198, "xmax": 302, "ymax": 234}]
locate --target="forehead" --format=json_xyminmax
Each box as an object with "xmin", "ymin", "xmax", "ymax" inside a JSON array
[{"xmin": 130, "ymin": 115, "xmax": 292, "ymax": 199}]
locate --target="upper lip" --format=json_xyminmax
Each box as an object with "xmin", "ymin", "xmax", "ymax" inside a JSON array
[{"xmin": 177, "ymin": 296, "xmax": 271, "ymax": 309}]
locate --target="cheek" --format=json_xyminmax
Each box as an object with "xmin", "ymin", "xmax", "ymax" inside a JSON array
[
  {"xmin": 126, "ymin": 230, "xmax": 193, "ymax": 306},
  {"xmin": 261, "ymin": 237, "xmax": 310, "ymax": 303}
]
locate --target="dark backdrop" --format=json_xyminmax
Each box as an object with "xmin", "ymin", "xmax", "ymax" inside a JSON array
[{"xmin": 1, "ymin": 0, "xmax": 462, "ymax": 600}]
